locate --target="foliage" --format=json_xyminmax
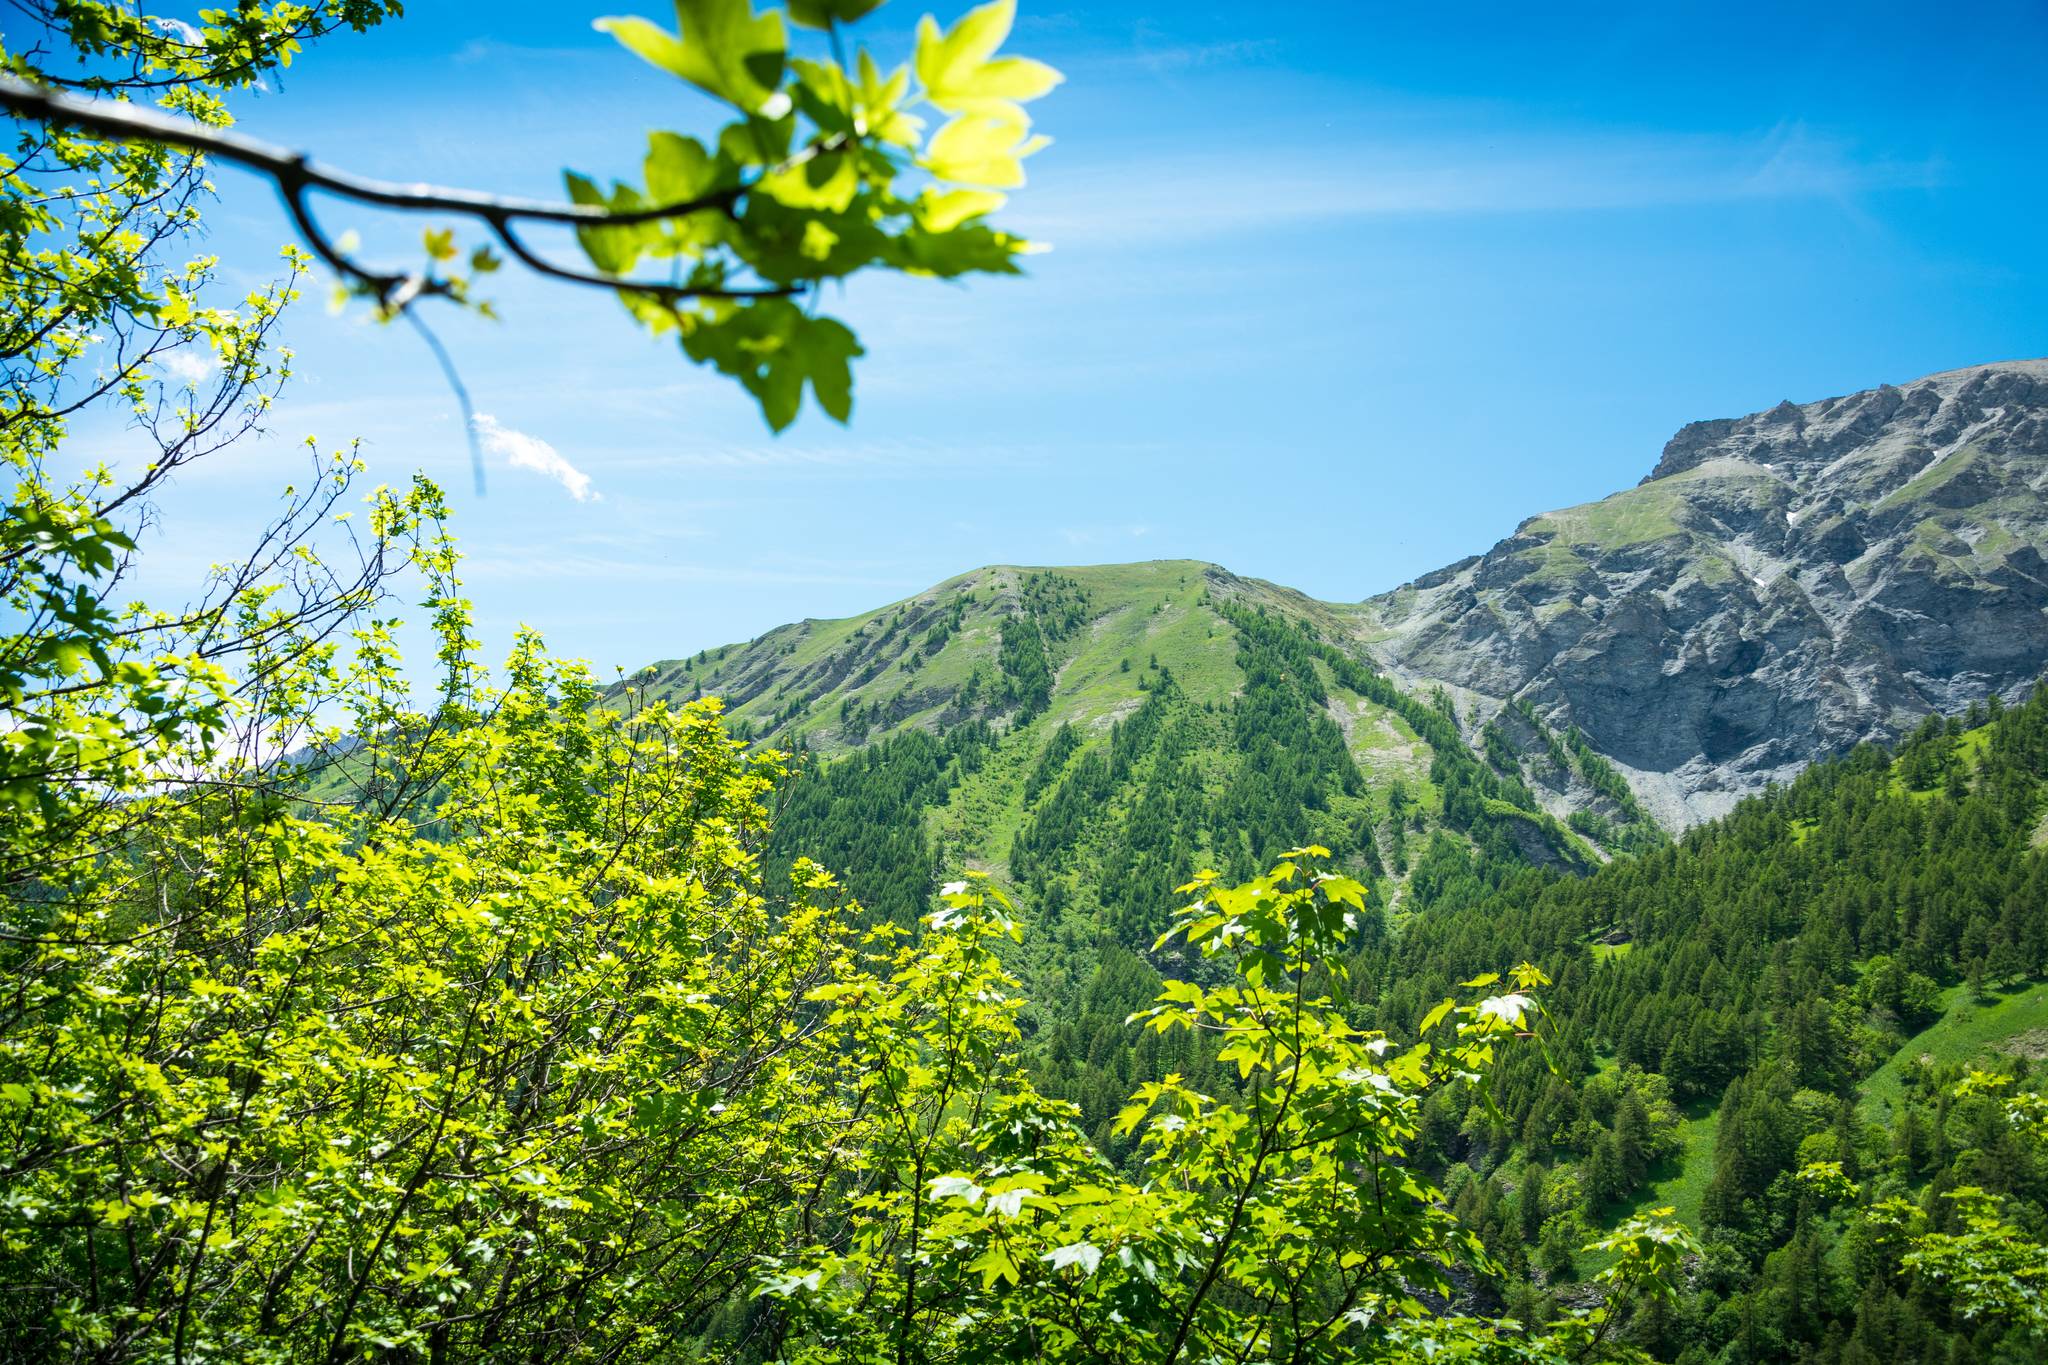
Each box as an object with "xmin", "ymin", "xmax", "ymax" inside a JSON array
[
  {"xmin": 779, "ymin": 618, "xmax": 2048, "ymax": 1360},
  {"xmin": 5, "ymin": 1, "xmax": 399, "ymax": 92},
  {"xmin": 1, "ymin": 610, "xmax": 896, "ymax": 1358},
  {"xmin": 6, "ymin": 0, "xmax": 1059, "ymax": 432},
  {"xmin": 765, "ymin": 856, "xmax": 1688, "ymax": 1362},
  {"xmin": 1366, "ymin": 692, "xmax": 2048, "ymax": 1361},
  {"xmin": 11, "ymin": 5, "xmax": 2048, "ymax": 1363},
  {"xmin": 1800, "ymin": 1071, "xmax": 2048, "ymax": 1346},
  {"xmin": 571, "ymin": 0, "xmax": 1060, "ymax": 428},
  {"xmin": 765, "ymin": 720, "xmax": 993, "ymax": 926},
  {"xmin": 2, "ymin": 0, "xmax": 415, "ymax": 939},
  {"xmin": 1, "ymin": 12, "xmax": 1686, "ymax": 1358},
  {"xmin": 1, "ymin": 510, "xmax": 1706, "ymax": 1360}
]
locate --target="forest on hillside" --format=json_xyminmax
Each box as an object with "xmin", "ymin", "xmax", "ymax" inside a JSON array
[
  {"xmin": 6, "ymin": 3, "xmax": 2048, "ymax": 1363},
  {"xmin": 764, "ymin": 601, "xmax": 2048, "ymax": 1364}
]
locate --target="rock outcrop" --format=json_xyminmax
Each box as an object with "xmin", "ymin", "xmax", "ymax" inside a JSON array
[{"xmin": 1356, "ymin": 360, "xmax": 2048, "ymax": 826}]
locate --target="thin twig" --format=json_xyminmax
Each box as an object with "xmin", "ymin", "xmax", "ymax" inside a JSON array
[{"xmin": 403, "ymin": 310, "xmax": 486, "ymax": 497}]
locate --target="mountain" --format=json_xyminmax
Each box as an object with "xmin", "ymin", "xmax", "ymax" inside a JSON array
[
  {"xmin": 1359, "ymin": 359, "xmax": 2048, "ymax": 825},
  {"xmin": 626, "ymin": 560, "xmax": 1619, "ymax": 932},
  {"xmin": 603, "ymin": 366, "xmax": 2048, "ymax": 1359},
  {"xmin": 622, "ymin": 360, "xmax": 2048, "ymax": 921}
]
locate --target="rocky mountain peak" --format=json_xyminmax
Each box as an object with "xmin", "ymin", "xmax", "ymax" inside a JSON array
[
  {"xmin": 1357, "ymin": 359, "xmax": 2048, "ymax": 827},
  {"xmin": 1645, "ymin": 359, "xmax": 2048, "ymax": 484}
]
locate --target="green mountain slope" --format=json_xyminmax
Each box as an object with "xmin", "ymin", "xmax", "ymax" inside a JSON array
[
  {"xmin": 617, "ymin": 561, "xmax": 1649, "ymax": 947},
  {"xmin": 634, "ymin": 561, "xmax": 1311, "ymax": 755},
  {"xmin": 641, "ymin": 573, "xmax": 2048, "ymax": 1357},
  {"xmin": 1376, "ymin": 687, "xmax": 2048, "ymax": 1356}
]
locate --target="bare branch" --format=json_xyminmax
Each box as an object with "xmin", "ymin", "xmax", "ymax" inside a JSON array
[{"xmin": 0, "ymin": 74, "xmax": 826, "ymax": 310}]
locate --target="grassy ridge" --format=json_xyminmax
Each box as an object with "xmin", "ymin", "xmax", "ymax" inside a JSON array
[{"xmin": 636, "ymin": 560, "xmax": 1576, "ymax": 918}]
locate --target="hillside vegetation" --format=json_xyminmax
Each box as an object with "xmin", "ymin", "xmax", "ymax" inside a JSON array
[
  {"xmin": 12, "ymin": 0, "xmax": 2048, "ymax": 1360},
  {"xmin": 627, "ymin": 560, "xmax": 1655, "ymax": 939},
  {"xmin": 709, "ymin": 582, "xmax": 2048, "ymax": 1360}
]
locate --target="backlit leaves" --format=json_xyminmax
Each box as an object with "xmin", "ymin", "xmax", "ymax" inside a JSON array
[
  {"xmin": 597, "ymin": 0, "xmax": 791, "ymax": 116},
  {"xmin": 680, "ymin": 299, "xmax": 863, "ymax": 430},
  {"xmin": 914, "ymin": 0, "xmax": 1061, "ymax": 115},
  {"xmin": 916, "ymin": 186, "xmax": 1005, "ymax": 231},
  {"xmin": 922, "ymin": 110, "xmax": 1048, "ymax": 188},
  {"xmin": 569, "ymin": 0, "xmax": 1056, "ymax": 430},
  {"xmin": 762, "ymin": 849, "xmax": 1634, "ymax": 1362},
  {"xmin": 789, "ymin": 0, "xmax": 886, "ymax": 28}
]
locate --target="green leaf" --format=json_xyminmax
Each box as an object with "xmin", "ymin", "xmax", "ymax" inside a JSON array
[
  {"xmin": 644, "ymin": 132, "xmax": 722, "ymax": 205},
  {"xmin": 922, "ymin": 112, "xmax": 1049, "ymax": 188},
  {"xmin": 945, "ymin": 54, "xmax": 1060, "ymax": 112},
  {"xmin": 789, "ymin": 56, "xmax": 858, "ymax": 132},
  {"xmin": 915, "ymin": 0, "xmax": 1011, "ymax": 85},
  {"xmin": 591, "ymin": 16, "xmax": 692, "ymax": 81},
  {"xmin": 914, "ymin": 0, "xmax": 1059, "ymax": 115},
  {"xmin": 757, "ymin": 149, "xmax": 859, "ymax": 212},
  {"xmin": 854, "ymin": 49, "xmax": 921, "ymax": 145},
  {"xmin": 564, "ymin": 172, "xmax": 640, "ymax": 275},
  {"xmin": 36, "ymin": 639, "xmax": 89, "ymax": 678},
  {"xmin": 642, "ymin": 132, "xmax": 730, "ymax": 251},
  {"xmin": 596, "ymin": 1, "xmax": 789, "ymax": 115},
  {"xmin": 915, "ymin": 188, "xmax": 1004, "ymax": 232},
  {"xmin": 789, "ymin": 0, "xmax": 885, "ymax": 29},
  {"xmin": 968, "ymin": 1243, "xmax": 1020, "ymax": 1290},
  {"xmin": 784, "ymin": 312, "xmax": 862, "ymax": 424},
  {"xmin": 1321, "ymin": 874, "xmax": 1368, "ymax": 908},
  {"xmin": 680, "ymin": 301, "xmax": 865, "ymax": 430}
]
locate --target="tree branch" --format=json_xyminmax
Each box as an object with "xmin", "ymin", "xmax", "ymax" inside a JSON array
[{"xmin": 0, "ymin": 74, "xmax": 824, "ymax": 311}]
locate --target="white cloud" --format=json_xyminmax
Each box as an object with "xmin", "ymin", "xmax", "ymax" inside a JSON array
[
  {"xmin": 1013, "ymin": 124, "xmax": 1944, "ymax": 247},
  {"xmin": 157, "ymin": 350, "xmax": 215, "ymax": 387},
  {"xmin": 1126, "ymin": 37, "xmax": 1281, "ymax": 76},
  {"xmin": 471, "ymin": 413, "xmax": 597, "ymax": 502}
]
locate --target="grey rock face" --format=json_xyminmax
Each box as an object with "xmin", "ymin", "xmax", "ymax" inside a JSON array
[{"xmin": 1355, "ymin": 360, "xmax": 2048, "ymax": 827}]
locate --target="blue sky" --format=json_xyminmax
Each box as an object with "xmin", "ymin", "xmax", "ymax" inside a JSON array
[{"xmin": 101, "ymin": 0, "xmax": 2048, "ymax": 674}]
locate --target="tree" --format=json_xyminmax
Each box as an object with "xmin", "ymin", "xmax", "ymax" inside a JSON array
[
  {"xmin": 2, "ymin": 0, "xmax": 421, "ymax": 939},
  {"xmin": 1585, "ymin": 1134, "xmax": 1625, "ymax": 1209},
  {"xmin": 1539, "ymin": 1214, "xmax": 1581, "ymax": 1285},
  {"xmin": 0, "ymin": 625, "xmax": 916, "ymax": 1357},
  {"xmin": 1520, "ymin": 1163, "xmax": 1550, "ymax": 1245},
  {"xmin": 3, "ymin": 0, "xmax": 1061, "ymax": 432},
  {"xmin": 766, "ymin": 859, "xmax": 1695, "ymax": 1362},
  {"xmin": 1802, "ymin": 1074, "xmax": 2048, "ymax": 1348},
  {"xmin": 0, "ymin": 5, "xmax": 1065, "ymax": 1355},
  {"xmin": 1615, "ymin": 1088, "xmax": 1653, "ymax": 1189}
]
